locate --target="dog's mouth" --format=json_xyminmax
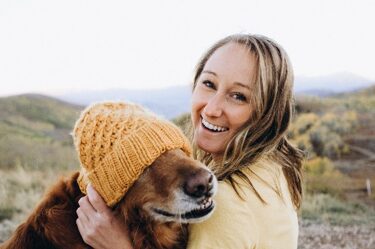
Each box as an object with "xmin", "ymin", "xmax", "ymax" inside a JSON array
[{"xmin": 152, "ymin": 197, "xmax": 215, "ymax": 221}]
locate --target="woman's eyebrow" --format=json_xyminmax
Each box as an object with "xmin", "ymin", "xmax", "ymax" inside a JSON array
[
  {"xmin": 234, "ymin": 82, "xmax": 250, "ymax": 90},
  {"xmin": 202, "ymin": 70, "xmax": 217, "ymax": 76},
  {"xmin": 202, "ymin": 70, "xmax": 250, "ymax": 89}
]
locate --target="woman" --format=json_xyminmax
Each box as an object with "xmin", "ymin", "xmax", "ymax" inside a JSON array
[{"xmin": 76, "ymin": 34, "xmax": 304, "ymax": 249}]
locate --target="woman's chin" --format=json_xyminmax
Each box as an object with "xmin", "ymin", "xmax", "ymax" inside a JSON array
[
  {"xmin": 194, "ymin": 127, "xmax": 227, "ymax": 155},
  {"xmin": 196, "ymin": 139, "xmax": 224, "ymax": 156}
]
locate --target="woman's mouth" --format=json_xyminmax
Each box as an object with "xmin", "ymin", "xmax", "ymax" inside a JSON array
[{"xmin": 201, "ymin": 117, "xmax": 229, "ymax": 133}]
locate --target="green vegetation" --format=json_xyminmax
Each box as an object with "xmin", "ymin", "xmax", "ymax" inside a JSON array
[
  {"xmin": 303, "ymin": 157, "xmax": 348, "ymax": 196},
  {"xmin": 294, "ymin": 86, "xmax": 375, "ymax": 226},
  {"xmin": 0, "ymin": 94, "xmax": 81, "ymax": 170},
  {"xmin": 295, "ymin": 85, "xmax": 375, "ymax": 114},
  {"xmin": 0, "ymin": 94, "xmax": 80, "ymax": 129},
  {"xmin": 301, "ymin": 193, "xmax": 375, "ymax": 226},
  {"xmin": 0, "ymin": 86, "xmax": 374, "ymax": 241},
  {"xmin": 288, "ymin": 111, "xmax": 357, "ymax": 158},
  {"xmin": 0, "ymin": 94, "xmax": 82, "ymax": 241}
]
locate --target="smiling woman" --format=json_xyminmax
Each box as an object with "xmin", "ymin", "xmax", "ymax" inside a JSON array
[{"xmin": 187, "ymin": 34, "xmax": 303, "ymax": 249}]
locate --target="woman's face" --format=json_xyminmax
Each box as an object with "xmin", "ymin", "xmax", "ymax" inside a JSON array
[{"xmin": 191, "ymin": 42, "xmax": 256, "ymax": 158}]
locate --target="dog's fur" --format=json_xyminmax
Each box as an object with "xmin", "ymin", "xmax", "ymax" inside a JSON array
[{"xmin": 1, "ymin": 149, "xmax": 217, "ymax": 249}]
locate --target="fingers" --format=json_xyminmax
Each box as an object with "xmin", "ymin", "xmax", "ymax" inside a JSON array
[
  {"xmin": 76, "ymin": 216, "xmax": 96, "ymax": 246},
  {"xmin": 76, "ymin": 192, "xmax": 102, "ymax": 246},
  {"xmin": 76, "ymin": 185, "xmax": 132, "ymax": 249},
  {"xmin": 76, "ymin": 198, "xmax": 92, "ymax": 244},
  {"xmin": 78, "ymin": 195, "xmax": 96, "ymax": 217},
  {"xmin": 87, "ymin": 184, "xmax": 110, "ymax": 214},
  {"xmin": 76, "ymin": 217, "xmax": 85, "ymax": 238},
  {"xmin": 76, "ymin": 205, "xmax": 89, "ymax": 224}
]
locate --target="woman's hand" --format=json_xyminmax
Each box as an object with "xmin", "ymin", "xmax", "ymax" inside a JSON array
[{"xmin": 76, "ymin": 184, "xmax": 133, "ymax": 249}]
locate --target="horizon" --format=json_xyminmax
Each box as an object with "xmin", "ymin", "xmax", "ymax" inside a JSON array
[
  {"xmin": 1, "ymin": 0, "xmax": 375, "ymax": 96},
  {"xmin": 1, "ymin": 73, "xmax": 374, "ymax": 101},
  {"xmin": 1, "ymin": 70, "xmax": 374, "ymax": 98}
]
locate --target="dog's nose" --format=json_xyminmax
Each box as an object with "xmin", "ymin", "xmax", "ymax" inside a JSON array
[{"xmin": 184, "ymin": 169, "xmax": 214, "ymax": 198}]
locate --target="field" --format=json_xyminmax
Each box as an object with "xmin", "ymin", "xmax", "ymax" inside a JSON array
[
  {"xmin": 296, "ymin": 88, "xmax": 375, "ymax": 248},
  {"xmin": 1, "ymin": 88, "xmax": 375, "ymax": 248}
]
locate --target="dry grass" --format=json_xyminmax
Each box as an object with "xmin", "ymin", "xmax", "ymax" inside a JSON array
[
  {"xmin": 301, "ymin": 193, "xmax": 375, "ymax": 225},
  {"xmin": 0, "ymin": 167, "xmax": 73, "ymax": 242}
]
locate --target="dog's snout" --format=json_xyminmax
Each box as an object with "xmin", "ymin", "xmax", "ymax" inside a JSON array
[{"xmin": 183, "ymin": 169, "xmax": 214, "ymax": 198}]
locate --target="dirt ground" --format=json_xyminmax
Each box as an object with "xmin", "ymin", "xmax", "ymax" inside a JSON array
[
  {"xmin": 2, "ymin": 219, "xmax": 375, "ymax": 248},
  {"xmin": 298, "ymin": 220, "xmax": 375, "ymax": 249}
]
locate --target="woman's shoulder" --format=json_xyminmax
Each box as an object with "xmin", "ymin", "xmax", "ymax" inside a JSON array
[
  {"xmin": 187, "ymin": 158, "xmax": 299, "ymax": 249},
  {"xmin": 230, "ymin": 158, "xmax": 299, "ymax": 248},
  {"xmin": 232, "ymin": 158, "xmax": 294, "ymax": 206},
  {"xmin": 187, "ymin": 177, "xmax": 259, "ymax": 249}
]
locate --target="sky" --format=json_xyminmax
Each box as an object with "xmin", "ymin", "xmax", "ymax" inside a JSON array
[{"xmin": 0, "ymin": 0, "xmax": 374, "ymax": 96}]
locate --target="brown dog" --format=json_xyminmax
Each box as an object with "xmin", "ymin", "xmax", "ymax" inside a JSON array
[{"xmin": 0, "ymin": 149, "xmax": 217, "ymax": 249}]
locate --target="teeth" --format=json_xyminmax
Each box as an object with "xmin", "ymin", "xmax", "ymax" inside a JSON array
[
  {"xmin": 197, "ymin": 198, "xmax": 212, "ymax": 210},
  {"xmin": 202, "ymin": 118, "xmax": 228, "ymax": 132}
]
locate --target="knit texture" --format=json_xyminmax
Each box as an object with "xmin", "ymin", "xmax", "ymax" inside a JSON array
[{"xmin": 72, "ymin": 102, "xmax": 192, "ymax": 207}]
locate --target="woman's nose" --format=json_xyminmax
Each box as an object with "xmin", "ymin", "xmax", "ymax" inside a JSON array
[{"xmin": 203, "ymin": 94, "xmax": 224, "ymax": 117}]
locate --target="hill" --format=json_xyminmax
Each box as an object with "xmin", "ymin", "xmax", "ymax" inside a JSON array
[
  {"xmin": 54, "ymin": 86, "xmax": 192, "ymax": 119},
  {"xmin": 52, "ymin": 73, "xmax": 374, "ymax": 119},
  {"xmin": 0, "ymin": 94, "xmax": 82, "ymax": 170},
  {"xmin": 294, "ymin": 72, "xmax": 374, "ymax": 96}
]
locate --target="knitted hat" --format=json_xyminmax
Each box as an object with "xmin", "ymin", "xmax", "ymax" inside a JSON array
[{"xmin": 73, "ymin": 102, "xmax": 192, "ymax": 207}]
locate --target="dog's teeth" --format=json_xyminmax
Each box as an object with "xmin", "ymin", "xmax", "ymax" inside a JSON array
[{"xmin": 195, "ymin": 198, "xmax": 213, "ymax": 211}]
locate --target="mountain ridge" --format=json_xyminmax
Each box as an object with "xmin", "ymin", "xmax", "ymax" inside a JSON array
[{"xmin": 51, "ymin": 72, "xmax": 374, "ymax": 118}]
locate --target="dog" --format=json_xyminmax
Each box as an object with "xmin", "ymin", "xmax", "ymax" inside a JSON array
[{"xmin": 0, "ymin": 149, "xmax": 217, "ymax": 249}]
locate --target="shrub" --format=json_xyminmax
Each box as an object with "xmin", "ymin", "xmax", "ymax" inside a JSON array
[
  {"xmin": 289, "ymin": 111, "xmax": 358, "ymax": 159},
  {"xmin": 303, "ymin": 157, "xmax": 348, "ymax": 196},
  {"xmin": 295, "ymin": 96, "xmax": 327, "ymax": 114},
  {"xmin": 309, "ymin": 125, "xmax": 345, "ymax": 158},
  {"xmin": 289, "ymin": 113, "xmax": 319, "ymax": 139},
  {"xmin": 320, "ymin": 111, "xmax": 358, "ymax": 135}
]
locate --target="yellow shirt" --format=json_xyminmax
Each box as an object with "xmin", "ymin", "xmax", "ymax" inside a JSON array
[{"xmin": 187, "ymin": 159, "xmax": 298, "ymax": 249}]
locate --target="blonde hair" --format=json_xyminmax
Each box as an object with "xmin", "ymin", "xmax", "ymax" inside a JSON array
[{"xmin": 192, "ymin": 34, "xmax": 304, "ymax": 209}]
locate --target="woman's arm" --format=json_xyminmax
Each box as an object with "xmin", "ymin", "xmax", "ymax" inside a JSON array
[{"xmin": 76, "ymin": 184, "xmax": 134, "ymax": 249}]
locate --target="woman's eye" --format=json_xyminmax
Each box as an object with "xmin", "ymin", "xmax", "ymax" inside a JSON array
[
  {"xmin": 202, "ymin": 80, "xmax": 215, "ymax": 89},
  {"xmin": 232, "ymin": 93, "xmax": 247, "ymax": 102}
]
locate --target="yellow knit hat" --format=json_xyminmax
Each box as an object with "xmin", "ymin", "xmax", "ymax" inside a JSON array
[{"xmin": 73, "ymin": 101, "xmax": 192, "ymax": 207}]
